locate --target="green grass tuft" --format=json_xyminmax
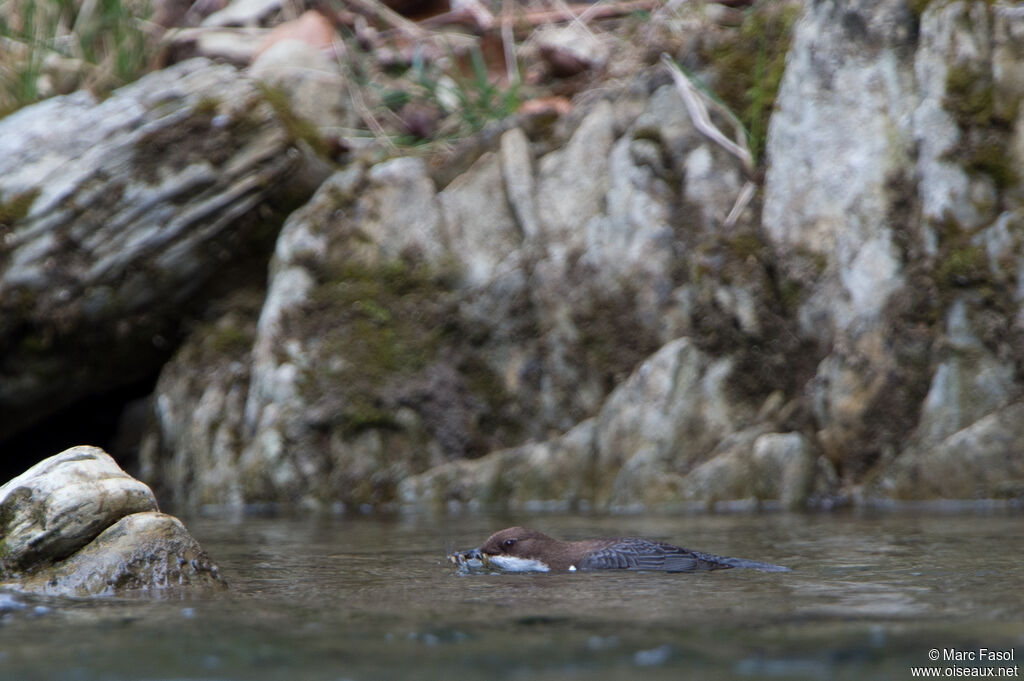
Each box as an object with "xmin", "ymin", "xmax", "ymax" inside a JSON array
[{"xmin": 0, "ymin": 0, "xmax": 151, "ymax": 117}]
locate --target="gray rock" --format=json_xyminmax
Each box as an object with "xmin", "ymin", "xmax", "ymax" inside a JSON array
[
  {"xmin": 751, "ymin": 432, "xmax": 817, "ymax": 510},
  {"xmin": 671, "ymin": 431, "xmax": 817, "ymax": 511},
  {"xmin": 535, "ymin": 100, "xmax": 614, "ymax": 249},
  {"xmin": 596, "ymin": 338, "xmax": 756, "ymax": 506},
  {"xmin": 248, "ymin": 39, "xmax": 355, "ymax": 136},
  {"xmin": 0, "ymin": 446, "xmax": 157, "ymax": 573},
  {"xmin": 883, "ymin": 402, "xmax": 1024, "ymax": 499},
  {"xmin": 438, "ymin": 151, "xmax": 524, "ymax": 286},
  {"xmin": 139, "ymin": 294, "xmax": 260, "ymax": 510},
  {"xmin": 401, "ymin": 339, "xmax": 803, "ymax": 511},
  {"xmin": 913, "ymin": 299, "xmax": 1020, "ymax": 449},
  {"xmin": 764, "ymin": 0, "xmax": 1024, "ymax": 492},
  {"xmin": 142, "ymin": 0, "xmax": 1024, "ymax": 509},
  {"xmin": 162, "ymin": 27, "xmax": 269, "ymax": 66},
  {"xmin": 146, "ymin": 74, "xmax": 763, "ymax": 510},
  {"xmin": 0, "ymin": 447, "xmax": 225, "ymax": 596},
  {"xmin": 17, "ymin": 512, "xmax": 225, "ymax": 597},
  {"xmin": 398, "ymin": 419, "xmax": 596, "ymax": 510},
  {"xmin": 531, "ymin": 23, "xmax": 611, "ymax": 76},
  {"xmin": 202, "ymin": 0, "xmax": 281, "ymax": 27},
  {"xmin": 0, "ymin": 57, "xmax": 331, "ymax": 443}
]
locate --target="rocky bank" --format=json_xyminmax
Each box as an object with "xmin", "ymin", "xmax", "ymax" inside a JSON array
[{"xmin": 2, "ymin": 0, "xmax": 1024, "ymax": 512}]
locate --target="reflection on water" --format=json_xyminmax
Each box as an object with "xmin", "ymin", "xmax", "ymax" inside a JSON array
[{"xmin": 1, "ymin": 511, "xmax": 1022, "ymax": 680}]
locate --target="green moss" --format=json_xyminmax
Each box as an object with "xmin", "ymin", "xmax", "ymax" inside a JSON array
[
  {"xmin": 776, "ymin": 276, "xmax": 804, "ymax": 315},
  {"xmin": 194, "ymin": 96, "xmax": 222, "ymax": 117},
  {"xmin": 945, "ymin": 62, "xmax": 996, "ymax": 127},
  {"xmin": 724, "ymin": 232, "xmax": 765, "ymax": 261},
  {"xmin": 699, "ymin": 3, "xmax": 800, "ymax": 165},
  {"xmin": 572, "ymin": 281, "xmax": 661, "ymax": 392},
  {"xmin": 964, "ymin": 139, "xmax": 1019, "ymax": 189},
  {"xmin": 942, "ymin": 50, "xmax": 1020, "ymax": 194},
  {"xmin": 257, "ymin": 83, "xmax": 331, "ymax": 160},
  {"xmin": 936, "ymin": 242, "xmax": 989, "ymax": 288},
  {"xmin": 301, "ymin": 257, "xmax": 460, "ymax": 437},
  {"xmin": 0, "ymin": 187, "xmax": 40, "ymax": 226},
  {"xmin": 205, "ymin": 323, "xmax": 254, "ymax": 357}
]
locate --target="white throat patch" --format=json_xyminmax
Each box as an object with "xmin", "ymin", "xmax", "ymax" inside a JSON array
[{"xmin": 488, "ymin": 555, "xmax": 551, "ymax": 572}]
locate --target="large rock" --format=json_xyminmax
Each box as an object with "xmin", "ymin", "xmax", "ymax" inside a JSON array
[
  {"xmin": 0, "ymin": 447, "xmax": 157, "ymax": 573},
  {"xmin": 399, "ymin": 340, "xmax": 821, "ymax": 511},
  {"xmin": 881, "ymin": 402, "xmax": 1024, "ymax": 499},
  {"xmin": 762, "ymin": 0, "xmax": 918, "ymax": 474},
  {"xmin": 143, "ymin": 0, "xmax": 1024, "ymax": 510},
  {"xmin": 16, "ymin": 512, "xmax": 224, "ymax": 597},
  {"xmin": 0, "ymin": 446, "xmax": 225, "ymax": 596},
  {"xmin": 763, "ymin": 0, "xmax": 1024, "ymax": 494},
  {"xmin": 0, "ymin": 57, "xmax": 331, "ymax": 444},
  {"xmin": 143, "ymin": 71, "xmax": 801, "ymax": 510}
]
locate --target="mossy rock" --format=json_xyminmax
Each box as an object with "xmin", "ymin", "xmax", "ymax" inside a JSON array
[
  {"xmin": 296, "ymin": 256, "xmax": 458, "ymax": 434},
  {"xmin": 698, "ymin": 2, "xmax": 801, "ymax": 165},
  {"xmin": 257, "ymin": 83, "xmax": 333, "ymax": 160},
  {"xmin": 0, "ymin": 188, "xmax": 40, "ymax": 227}
]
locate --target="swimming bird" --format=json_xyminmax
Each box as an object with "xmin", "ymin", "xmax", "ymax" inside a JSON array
[{"xmin": 449, "ymin": 527, "xmax": 790, "ymax": 573}]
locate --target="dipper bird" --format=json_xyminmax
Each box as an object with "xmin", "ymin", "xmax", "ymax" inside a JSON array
[{"xmin": 449, "ymin": 527, "xmax": 790, "ymax": 573}]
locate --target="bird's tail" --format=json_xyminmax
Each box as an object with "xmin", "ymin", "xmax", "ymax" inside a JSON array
[
  {"xmin": 716, "ymin": 556, "xmax": 791, "ymax": 572},
  {"xmin": 692, "ymin": 550, "xmax": 791, "ymax": 572}
]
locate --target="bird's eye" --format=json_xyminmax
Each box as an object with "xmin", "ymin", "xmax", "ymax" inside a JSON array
[{"xmin": 502, "ymin": 538, "xmax": 517, "ymax": 550}]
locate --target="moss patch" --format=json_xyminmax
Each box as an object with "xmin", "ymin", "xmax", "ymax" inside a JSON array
[
  {"xmin": 962, "ymin": 135, "xmax": 1019, "ymax": 190},
  {"xmin": 257, "ymin": 83, "xmax": 331, "ymax": 160},
  {"xmin": 571, "ymin": 280, "xmax": 662, "ymax": 395},
  {"xmin": 942, "ymin": 39, "xmax": 1021, "ymax": 194},
  {"xmin": 698, "ymin": 3, "xmax": 801, "ymax": 165},
  {"xmin": 132, "ymin": 97, "xmax": 236, "ymax": 183},
  {"xmin": 685, "ymin": 228, "xmax": 823, "ymax": 407},
  {"xmin": 944, "ymin": 62, "xmax": 997, "ymax": 128},
  {"xmin": 0, "ymin": 188, "xmax": 40, "ymax": 227},
  {"xmin": 936, "ymin": 242, "xmax": 989, "ymax": 288},
  {"xmin": 299, "ymin": 256, "xmax": 460, "ymax": 437}
]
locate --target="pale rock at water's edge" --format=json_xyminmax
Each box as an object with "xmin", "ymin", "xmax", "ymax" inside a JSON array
[
  {"xmin": 0, "ymin": 446, "xmax": 225, "ymax": 596},
  {"xmin": 16, "ymin": 512, "xmax": 224, "ymax": 597},
  {"xmin": 0, "ymin": 447, "xmax": 157, "ymax": 573}
]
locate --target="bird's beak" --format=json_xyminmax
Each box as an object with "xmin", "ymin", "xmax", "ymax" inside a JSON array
[{"xmin": 448, "ymin": 548, "xmax": 489, "ymax": 568}]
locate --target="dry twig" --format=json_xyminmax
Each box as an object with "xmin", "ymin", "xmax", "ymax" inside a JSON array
[
  {"xmin": 345, "ymin": 0, "xmax": 429, "ymax": 39},
  {"xmin": 420, "ymin": 0, "xmax": 659, "ymax": 34},
  {"xmin": 661, "ymin": 52, "xmax": 756, "ymax": 229}
]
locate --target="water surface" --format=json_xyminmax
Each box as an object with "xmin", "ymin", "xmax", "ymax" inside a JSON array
[{"xmin": 1, "ymin": 511, "xmax": 1021, "ymax": 680}]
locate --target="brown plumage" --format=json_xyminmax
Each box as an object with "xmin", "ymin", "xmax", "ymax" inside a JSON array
[{"xmin": 450, "ymin": 527, "xmax": 790, "ymax": 573}]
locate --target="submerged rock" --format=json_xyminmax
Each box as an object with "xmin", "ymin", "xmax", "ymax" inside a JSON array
[{"xmin": 0, "ymin": 446, "xmax": 225, "ymax": 596}]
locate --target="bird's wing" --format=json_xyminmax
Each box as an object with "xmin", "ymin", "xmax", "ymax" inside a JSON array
[{"xmin": 577, "ymin": 538, "xmax": 728, "ymax": 572}]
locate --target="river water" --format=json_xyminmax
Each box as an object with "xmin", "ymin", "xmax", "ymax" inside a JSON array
[{"xmin": 1, "ymin": 510, "xmax": 1021, "ymax": 680}]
